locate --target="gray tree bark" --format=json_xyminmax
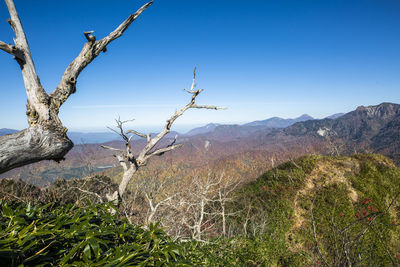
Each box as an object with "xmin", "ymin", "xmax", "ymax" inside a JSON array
[{"xmin": 0, "ymin": 0, "xmax": 152, "ymax": 174}]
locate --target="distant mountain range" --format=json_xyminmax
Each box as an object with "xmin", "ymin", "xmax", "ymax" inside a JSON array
[
  {"xmin": 281, "ymin": 102, "xmax": 400, "ymax": 158},
  {"xmin": 2, "ymin": 102, "xmax": 399, "ymax": 184},
  {"xmin": 284, "ymin": 102, "xmax": 399, "ymax": 139},
  {"xmin": 66, "ymin": 132, "xmax": 121, "ymax": 144},
  {"xmin": 185, "ymin": 123, "xmax": 220, "ymax": 136},
  {"xmin": 0, "ymin": 129, "xmax": 180, "ymax": 144},
  {"xmin": 67, "ymin": 131, "xmax": 180, "ymax": 144},
  {"xmin": 0, "ymin": 114, "xmax": 318, "ymax": 142},
  {"xmin": 243, "ymin": 114, "xmax": 314, "ymax": 128},
  {"xmin": 183, "ymin": 113, "xmax": 344, "ymax": 139},
  {"xmin": 178, "ymin": 102, "xmax": 400, "ymax": 162},
  {"xmin": 1, "ymin": 105, "xmax": 397, "ymax": 153},
  {"xmin": 325, "ymin": 113, "xmax": 344, "ymax": 119},
  {"xmin": 0, "ymin": 128, "xmax": 18, "ymax": 136},
  {"xmin": 182, "ymin": 114, "xmax": 316, "ymax": 140}
]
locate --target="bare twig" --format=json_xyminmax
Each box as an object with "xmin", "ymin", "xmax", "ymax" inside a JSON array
[
  {"xmin": 101, "ymin": 145, "xmax": 123, "ymax": 152},
  {"xmin": 102, "ymin": 68, "xmax": 224, "ymax": 203},
  {"xmin": 69, "ymin": 187, "xmax": 104, "ymax": 203},
  {"xmin": 371, "ymin": 222, "xmax": 397, "ymax": 266},
  {"xmin": 126, "ymin": 129, "xmax": 147, "ymax": 139},
  {"xmin": 83, "ymin": 31, "xmax": 96, "ymax": 42},
  {"xmin": 310, "ymin": 194, "xmax": 329, "ymax": 266}
]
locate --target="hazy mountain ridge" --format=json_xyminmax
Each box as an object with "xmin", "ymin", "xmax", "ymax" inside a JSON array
[
  {"xmin": 185, "ymin": 123, "xmax": 220, "ymax": 136},
  {"xmin": 67, "ymin": 132, "xmax": 120, "ymax": 144},
  {"xmin": 325, "ymin": 113, "xmax": 344, "ymax": 119},
  {"xmin": 0, "ymin": 128, "xmax": 18, "ymax": 136},
  {"xmin": 284, "ymin": 102, "xmax": 400, "ymax": 140},
  {"xmin": 181, "ymin": 114, "xmax": 315, "ymax": 140},
  {"xmin": 243, "ymin": 114, "xmax": 314, "ymax": 128},
  {"xmin": 2, "ymin": 102, "xmax": 399, "ymax": 184},
  {"xmin": 67, "ymin": 131, "xmax": 180, "ymax": 144},
  {"xmin": 1, "ymin": 103, "xmax": 398, "ymax": 153},
  {"xmin": 0, "ymin": 114, "xmax": 316, "ymax": 142},
  {"xmin": 279, "ymin": 102, "xmax": 400, "ymax": 161}
]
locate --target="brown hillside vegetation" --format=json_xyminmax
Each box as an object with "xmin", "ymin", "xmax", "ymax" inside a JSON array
[
  {"xmin": 229, "ymin": 154, "xmax": 400, "ymax": 266},
  {"xmin": 1, "ymin": 153, "xmax": 399, "ymax": 266}
]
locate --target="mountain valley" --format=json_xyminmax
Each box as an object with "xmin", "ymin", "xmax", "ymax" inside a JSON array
[{"xmin": 1, "ymin": 102, "xmax": 399, "ymax": 185}]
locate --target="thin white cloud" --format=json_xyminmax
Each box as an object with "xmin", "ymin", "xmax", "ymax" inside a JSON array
[
  {"xmin": 71, "ymin": 101, "xmax": 301, "ymax": 109},
  {"xmin": 224, "ymin": 101, "xmax": 300, "ymax": 106},
  {"xmin": 72, "ymin": 104, "xmax": 180, "ymax": 109}
]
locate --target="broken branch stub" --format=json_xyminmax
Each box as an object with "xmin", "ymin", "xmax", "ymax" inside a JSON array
[{"xmin": 0, "ymin": 0, "xmax": 152, "ymax": 174}]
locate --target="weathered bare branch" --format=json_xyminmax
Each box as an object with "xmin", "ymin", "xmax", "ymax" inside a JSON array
[
  {"xmin": 115, "ymin": 155, "xmax": 129, "ymax": 171},
  {"xmin": 100, "ymin": 145, "xmax": 123, "ymax": 152},
  {"xmin": 5, "ymin": 0, "xmax": 49, "ymax": 124},
  {"xmin": 184, "ymin": 66, "xmax": 197, "ymax": 93},
  {"xmin": 192, "ymin": 104, "xmax": 226, "ymax": 110},
  {"xmin": 0, "ymin": 40, "xmax": 14, "ymax": 54},
  {"xmin": 83, "ymin": 31, "xmax": 96, "ymax": 42},
  {"xmin": 137, "ymin": 67, "xmax": 225, "ymax": 163},
  {"xmin": 126, "ymin": 129, "xmax": 147, "ymax": 139},
  {"xmin": 97, "ymin": 1, "xmax": 153, "ymax": 47},
  {"xmin": 106, "ymin": 126, "xmax": 122, "ymax": 138},
  {"xmin": 145, "ymin": 191, "xmax": 177, "ymax": 225},
  {"xmin": 69, "ymin": 186, "xmax": 104, "ymax": 203},
  {"xmin": 0, "ymin": 126, "xmax": 72, "ymax": 174},
  {"xmin": 49, "ymin": 1, "xmax": 153, "ymax": 110},
  {"xmin": 144, "ymin": 144, "xmax": 183, "ymax": 160},
  {"xmin": 107, "ymin": 117, "xmax": 133, "ymax": 143}
]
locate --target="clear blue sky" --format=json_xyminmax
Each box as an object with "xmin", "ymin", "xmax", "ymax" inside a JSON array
[{"xmin": 1, "ymin": 0, "xmax": 399, "ymax": 132}]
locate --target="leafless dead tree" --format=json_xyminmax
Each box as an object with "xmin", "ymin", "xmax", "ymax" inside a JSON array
[
  {"xmin": 102, "ymin": 68, "xmax": 225, "ymax": 203},
  {"xmin": 0, "ymin": 0, "xmax": 152, "ymax": 174},
  {"xmin": 136, "ymin": 174, "xmax": 179, "ymax": 226},
  {"xmin": 145, "ymin": 190, "xmax": 177, "ymax": 226},
  {"xmin": 216, "ymin": 176, "xmax": 240, "ymax": 237},
  {"xmin": 180, "ymin": 173, "xmax": 223, "ymax": 241},
  {"xmin": 170, "ymin": 172, "xmax": 240, "ymax": 241}
]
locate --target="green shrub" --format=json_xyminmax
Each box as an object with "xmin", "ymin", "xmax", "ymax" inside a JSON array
[{"xmin": 0, "ymin": 201, "xmax": 184, "ymax": 266}]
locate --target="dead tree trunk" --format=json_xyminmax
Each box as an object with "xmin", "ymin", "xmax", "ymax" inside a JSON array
[
  {"xmin": 0, "ymin": 0, "xmax": 152, "ymax": 174},
  {"xmin": 102, "ymin": 68, "xmax": 225, "ymax": 203}
]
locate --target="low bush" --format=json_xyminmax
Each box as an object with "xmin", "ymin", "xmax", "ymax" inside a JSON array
[{"xmin": 0, "ymin": 201, "xmax": 184, "ymax": 266}]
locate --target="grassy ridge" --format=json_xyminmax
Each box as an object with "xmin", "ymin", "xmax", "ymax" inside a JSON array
[{"xmin": 226, "ymin": 154, "xmax": 400, "ymax": 265}]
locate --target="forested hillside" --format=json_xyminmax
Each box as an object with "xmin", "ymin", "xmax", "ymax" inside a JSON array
[{"xmin": 1, "ymin": 154, "xmax": 399, "ymax": 265}]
